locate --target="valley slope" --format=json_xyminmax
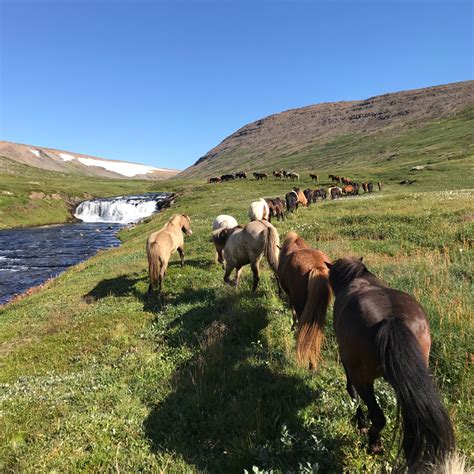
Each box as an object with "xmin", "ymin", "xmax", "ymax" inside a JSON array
[{"xmin": 181, "ymin": 81, "xmax": 473, "ymax": 178}]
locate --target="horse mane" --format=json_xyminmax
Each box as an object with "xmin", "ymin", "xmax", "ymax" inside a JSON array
[
  {"xmin": 212, "ymin": 225, "xmax": 242, "ymax": 246},
  {"xmin": 329, "ymin": 258, "xmax": 368, "ymax": 291}
]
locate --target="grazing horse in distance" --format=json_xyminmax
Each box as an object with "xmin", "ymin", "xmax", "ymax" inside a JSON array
[
  {"xmin": 248, "ymin": 198, "xmax": 270, "ymax": 222},
  {"xmin": 278, "ymin": 232, "xmax": 332, "ymax": 368},
  {"xmin": 221, "ymin": 174, "xmax": 235, "ymax": 181},
  {"xmin": 309, "ymin": 173, "xmax": 319, "ymax": 181},
  {"xmin": 265, "ymin": 198, "xmax": 285, "ymax": 221},
  {"xmin": 213, "ymin": 220, "xmax": 280, "ymax": 292},
  {"xmin": 327, "ymin": 258, "xmax": 455, "ymax": 470},
  {"xmin": 235, "ymin": 171, "xmax": 247, "ymax": 179},
  {"xmin": 377, "ymin": 181, "xmax": 383, "ymax": 191},
  {"xmin": 293, "ymin": 188, "xmax": 308, "ymax": 207},
  {"xmin": 303, "ymin": 188, "xmax": 314, "ymax": 206},
  {"xmin": 253, "ymin": 172, "xmax": 268, "ymax": 180},
  {"xmin": 212, "ymin": 214, "xmax": 238, "ymax": 264},
  {"xmin": 287, "ymin": 172, "xmax": 300, "ymax": 181},
  {"xmin": 312, "ymin": 188, "xmax": 327, "ymax": 202},
  {"xmin": 286, "ymin": 190, "xmax": 299, "ymax": 212},
  {"xmin": 147, "ymin": 214, "xmax": 192, "ymax": 293},
  {"xmin": 208, "ymin": 177, "xmax": 221, "ymax": 183},
  {"xmin": 342, "ymin": 185, "xmax": 355, "ymax": 196},
  {"xmin": 328, "ymin": 187, "xmax": 342, "ymax": 200},
  {"xmin": 367, "ymin": 182, "xmax": 374, "ymax": 193},
  {"xmin": 273, "ymin": 170, "xmax": 284, "ymax": 179}
]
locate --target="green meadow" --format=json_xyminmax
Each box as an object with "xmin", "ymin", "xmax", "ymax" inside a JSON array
[
  {"xmin": 0, "ymin": 170, "xmax": 472, "ymax": 471},
  {"xmin": 0, "ymin": 156, "xmax": 154, "ymax": 229}
]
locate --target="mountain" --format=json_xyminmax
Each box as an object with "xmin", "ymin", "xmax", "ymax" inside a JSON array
[
  {"xmin": 0, "ymin": 141, "xmax": 180, "ymax": 180},
  {"xmin": 180, "ymin": 81, "xmax": 474, "ymax": 178}
]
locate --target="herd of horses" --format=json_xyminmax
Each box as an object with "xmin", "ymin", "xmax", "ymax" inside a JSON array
[{"xmin": 145, "ymin": 198, "xmax": 455, "ymax": 470}]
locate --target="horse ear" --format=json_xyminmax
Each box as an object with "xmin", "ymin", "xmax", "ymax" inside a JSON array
[
  {"xmin": 325, "ymin": 261, "xmax": 333, "ymax": 269},
  {"xmin": 359, "ymin": 256, "xmax": 364, "ymax": 262}
]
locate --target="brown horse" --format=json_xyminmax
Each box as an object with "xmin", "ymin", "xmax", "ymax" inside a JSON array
[
  {"xmin": 147, "ymin": 214, "xmax": 192, "ymax": 293},
  {"xmin": 327, "ymin": 258, "xmax": 454, "ymax": 470},
  {"xmin": 309, "ymin": 173, "xmax": 319, "ymax": 181},
  {"xmin": 212, "ymin": 220, "xmax": 280, "ymax": 292},
  {"xmin": 278, "ymin": 232, "xmax": 332, "ymax": 369}
]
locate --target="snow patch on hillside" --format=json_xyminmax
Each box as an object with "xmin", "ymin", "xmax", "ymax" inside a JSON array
[
  {"xmin": 59, "ymin": 153, "xmax": 75, "ymax": 162},
  {"xmin": 77, "ymin": 157, "xmax": 160, "ymax": 177},
  {"xmin": 29, "ymin": 149, "xmax": 40, "ymax": 157}
]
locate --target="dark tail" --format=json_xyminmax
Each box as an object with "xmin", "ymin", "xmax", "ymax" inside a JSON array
[{"xmin": 375, "ymin": 318, "xmax": 455, "ymax": 470}]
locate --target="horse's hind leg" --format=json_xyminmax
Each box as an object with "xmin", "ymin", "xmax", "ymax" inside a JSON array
[
  {"xmin": 224, "ymin": 263, "xmax": 236, "ymax": 286},
  {"xmin": 343, "ymin": 365, "xmax": 368, "ymax": 432},
  {"xmin": 177, "ymin": 247, "xmax": 185, "ymax": 267},
  {"xmin": 250, "ymin": 259, "xmax": 260, "ymax": 292},
  {"xmin": 354, "ymin": 381, "xmax": 386, "ymax": 454},
  {"xmin": 159, "ymin": 258, "xmax": 168, "ymax": 292}
]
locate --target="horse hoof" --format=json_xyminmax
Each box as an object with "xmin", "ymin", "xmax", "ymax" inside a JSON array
[{"xmin": 368, "ymin": 443, "xmax": 384, "ymax": 455}]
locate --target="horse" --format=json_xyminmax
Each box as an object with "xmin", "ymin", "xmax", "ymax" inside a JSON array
[
  {"xmin": 287, "ymin": 172, "xmax": 300, "ymax": 181},
  {"xmin": 235, "ymin": 171, "xmax": 247, "ymax": 179},
  {"xmin": 248, "ymin": 198, "xmax": 270, "ymax": 221},
  {"xmin": 265, "ymin": 198, "xmax": 285, "ymax": 221},
  {"xmin": 303, "ymin": 188, "xmax": 314, "ymax": 206},
  {"xmin": 342, "ymin": 185, "xmax": 355, "ymax": 196},
  {"xmin": 367, "ymin": 182, "xmax": 374, "ymax": 193},
  {"xmin": 278, "ymin": 232, "xmax": 332, "ymax": 368},
  {"xmin": 312, "ymin": 188, "xmax": 327, "ymax": 202},
  {"xmin": 328, "ymin": 186, "xmax": 342, "ymax": 200},
  {"xmin": 378, "ymin": 181, "xmax": 383, "ymax": 191},
  {"xmin": 286, "ymin": 190, "xmax": 299, "ymax": 212},
  {"xmin": 221, "ymin": 174, "xmax": 235, "ymax": 181},
  {"xmin": 147, "ymin": 214, "xmax": 192, "ymax": 293},
  {"xmin": 273, "ymin": 170, "xmax": 284, "ymax": 179},
  {"xmin": 212, "ymin": 214, "xmax": 238, "ymax": 264},
  {"xmin": 253, "ymin": 172, "xmax": 268, "ymax": 180},
  {"xmin": 293, "ymin": 188, "xmax": 308, "ymax": 207},
  {"xmin": 212, "ymin": 220, "xmax": 280, "ymax": 292},
  {"xmin": 326, "ymin": 258, "xmax": 455, "ymax": 470},
  {"xmin": 309, "ymin": 173, "xmax": 319, "ymax": 182},
  {"xmin": 208, "ymin": 177, "xmax": 221, "ymax": 183}
]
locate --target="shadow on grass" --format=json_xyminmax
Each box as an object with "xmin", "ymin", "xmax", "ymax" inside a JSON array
[{"xmin": 143, "ymin": 290, "xmax": 345, "ymax": 472}]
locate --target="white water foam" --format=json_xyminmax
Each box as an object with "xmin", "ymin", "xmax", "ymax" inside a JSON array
[{"xmin": 74, "ymin": 194, "xmax": 171, "ymax": 224}]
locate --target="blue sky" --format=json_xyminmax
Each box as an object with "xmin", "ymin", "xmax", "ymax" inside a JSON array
[{"xmin": 1, "ymin": 0, "xmax": 472, "ymax": 170}]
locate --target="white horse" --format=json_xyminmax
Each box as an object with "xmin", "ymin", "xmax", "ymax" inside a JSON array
[
  {"xmin": 212, "ymin": 220, "xmax": 280, "ymax": 292},
  {"xmin": 248, "ymin": 198, "xmax": 270, "ymax": 221},
  {"xmin": 211, "ymin": 214, "xmax": 239, "ymax": 264}
]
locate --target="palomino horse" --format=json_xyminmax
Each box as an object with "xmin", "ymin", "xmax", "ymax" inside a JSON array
[
  {"xmin": 212, "ymin": 220, "xmax": 279, "ymax": 292},
  {"xmin": 293, "ymin": 188, "xmax": 308, "ymax": 207},
  {"xmin": 212, "ymin": 214, "xmax": 238, "ymax": 264},
  {"xmin": 248, "ymin": 198, "xmax": 270, "ymax": 221},
  {"xmin": 327, "ymin": 258, "xmax": 454, "ymax": 470},
  {"xmin": 147, "ymin": 214, "xmax": 192, "ymax": 293},
  {"xmin": 278, "ymin": 232, "xmax": 332, "ymax": 369}
]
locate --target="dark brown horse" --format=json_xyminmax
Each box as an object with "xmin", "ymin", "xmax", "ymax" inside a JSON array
[
  {"xmin": 309, "ymin": 173, "xmax": 319, "ymax": 181},
  {"xmin": 278, "ymin": 232, "xmax": 332, "ymax": 369},
  {"xmin": 327, "ymin": 258, "xmax": 454, "ymax": 471}
]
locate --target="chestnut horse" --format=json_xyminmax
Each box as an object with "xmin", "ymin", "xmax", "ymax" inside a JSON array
[
  {"xmin": 327, "ymin": 258, "xmax": 454, "ymax": 470},
  {"xmin": 278, "ymin": 232, "xmax": 332, "ymax": 369},
  {"xmin": 147, "ymin": 214, "xmax": 192, "ymax": 293}
]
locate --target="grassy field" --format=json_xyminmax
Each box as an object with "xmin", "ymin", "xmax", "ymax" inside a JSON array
[
  {"xmin": 0, "ymin": 156, "xmax": 156, "ymax": 229},
  {"xmin": 0, "ymin": 172, "xmax": 472, "ymax": 472}
]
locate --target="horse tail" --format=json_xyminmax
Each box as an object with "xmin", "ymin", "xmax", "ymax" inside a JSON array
[
  {"xmin": 263, "ymin": 224, "xmax": 279, "ymax": 274},
  {"xmin": 296, "ymin": 268, "xmax": 331, "ymax": 369},
  {"xmin": 147, "ymin": 241, "xmax": 161, "ymax": 290},
  {"xmin": 375, "ymin": 318, "xmax": 455, "ymax": 470}
]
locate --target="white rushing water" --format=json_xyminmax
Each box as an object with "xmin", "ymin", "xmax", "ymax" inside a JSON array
[{"xmin": 74, "ymin": 193, "xmax": 173, "ymax": 224}]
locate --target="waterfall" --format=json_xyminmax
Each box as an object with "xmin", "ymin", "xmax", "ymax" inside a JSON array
[{"xmin": 74, "ymin": 193, "xmax": 174, "ymax": 224}]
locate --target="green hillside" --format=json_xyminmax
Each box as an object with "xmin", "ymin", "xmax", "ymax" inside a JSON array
[
  {"xmin": 1, "ymin": 172, "xmax": 472, "ymax": 471},
  {"xmin": 0, "ymin": 156, "xmax": 155, "ymax": 228},
  {"xmin": 183, "ymin": 108, "xmax": 474, "ymax": 180}
]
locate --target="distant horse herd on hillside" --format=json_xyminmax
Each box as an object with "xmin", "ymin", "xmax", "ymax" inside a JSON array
[{"xmin": 145, "ymin": 173, "xmax": 455, "ymax": 471}]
